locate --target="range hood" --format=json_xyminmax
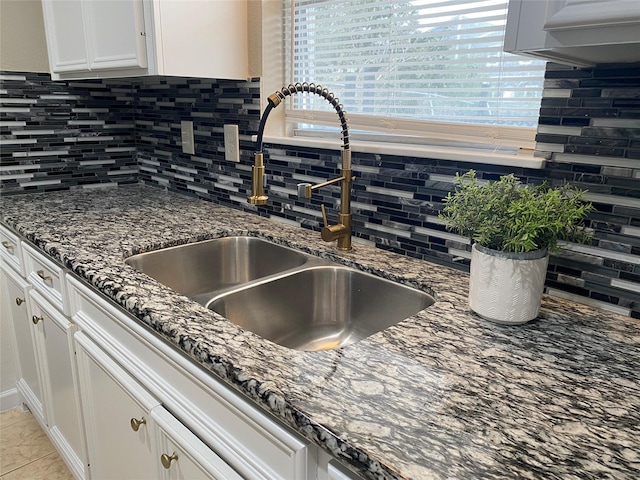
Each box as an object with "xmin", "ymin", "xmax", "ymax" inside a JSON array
[{"xmin": 504, "ymin": 0, "xmax": 640, "ymax": 67}]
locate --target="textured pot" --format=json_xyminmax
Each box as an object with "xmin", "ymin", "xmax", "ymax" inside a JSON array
[{"xmin": 469, "ymin": 244, "xmax": 549, "ymax": 325}]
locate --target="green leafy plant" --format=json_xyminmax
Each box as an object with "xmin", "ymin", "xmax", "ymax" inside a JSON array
[{"xmin": 439, "ymin": 170, "xmax": 594, "ymax": 253}]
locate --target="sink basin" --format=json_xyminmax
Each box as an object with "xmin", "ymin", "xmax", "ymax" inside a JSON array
[
  {"xmin": 125, "ymin": 237, "xmax": 308, "ymax": 302},
  {"xmin": 208, "ymin": 266, "xmax": 434, "ymax": 351},
  {"xmin": 126, "ymin": 236, "xmax": 434, "ymax": 351}
]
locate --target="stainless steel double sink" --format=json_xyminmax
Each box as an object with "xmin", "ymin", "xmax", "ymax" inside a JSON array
[{"xmin": 125, "ymin": 237, "xmax": 434, "ymax": 351}]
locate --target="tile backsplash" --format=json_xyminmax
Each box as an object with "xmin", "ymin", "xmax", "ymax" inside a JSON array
[
  {"xmin": 1, "ymin": 63, "xmax": 639, "ymax": 318},
  {"xmin": 0, "ymin": 72, "xmax": 138, "ymax": 191}
]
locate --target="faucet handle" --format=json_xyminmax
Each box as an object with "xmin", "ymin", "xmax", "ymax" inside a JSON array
[
  {"xmin": 297, "ymin": 183, "xmax": 312, "ymax": 199},
  {"xmin": 320, "ymin": 205, "xmax": 348, "ymax": 244},
  {"xmin": 320, "ymin": 204, "xmax": 329, "ymax": 228}
]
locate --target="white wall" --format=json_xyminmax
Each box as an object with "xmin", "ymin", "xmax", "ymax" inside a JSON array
[
  {"xmin": 247, "ymin": 0, "xmax": 263, "ymax": 78},
  {"xmin": 0, "ymin": 0, "xmax": 49, "ymax": 73}
]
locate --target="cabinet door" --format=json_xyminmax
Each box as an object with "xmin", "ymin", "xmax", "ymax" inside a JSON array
[
  {"xmin": 0, "ymin": 265, "xmax": 44, "ymax": 423},
  {"xmin": 84, "ymin": 0, "xmax": 148, "ymax": 70},
  {"xmin": 152, "ymin": 406, "xmax": 242, "ymax": 480},
  {"xmin": 30, "ymin": 290, "xmax": 86, "ymax": 478},
  {"xmin": 42, "ymin": 0, "xmax": 147, "ymax": 74},
  {"xmin": 41, "ymin": 0, "xmax": 90, "ymax": 73},
  {"xmin": 154, "ymin": 0, "xmax": 247, "ymax": 79},
  {"xmin": 75, "ymin": 331, "xmax": 160, "ymax": 480}
]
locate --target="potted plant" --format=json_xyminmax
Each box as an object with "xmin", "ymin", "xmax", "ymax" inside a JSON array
[{"xmin": 439, "ymin": 170, "xmax": 594, "ymax": 325}]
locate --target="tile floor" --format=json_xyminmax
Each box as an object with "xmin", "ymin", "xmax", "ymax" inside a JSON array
[{"xmin": 0, "ymin": 408, "xmax": 74, "ymax": 479}]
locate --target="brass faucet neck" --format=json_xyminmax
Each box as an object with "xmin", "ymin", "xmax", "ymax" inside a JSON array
[
  {"xmin": 250, "ymin": 83, "xmax": 354, "ymax": 250},
  {"xmin": 247, "ymin": 153, "xmax": 268, "ymax": 205},
  {"xmin": 336, "ymin": 213, "xmax": 352, "ymax": 251}
]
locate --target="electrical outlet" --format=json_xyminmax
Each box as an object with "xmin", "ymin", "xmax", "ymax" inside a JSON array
[
  {"xmin": 181, "ymin": 120, "xmax": 195, "ymax": 155},
  {"xmin": 224, "ymin": 124, "xmax": 240, "ymax": 162}
]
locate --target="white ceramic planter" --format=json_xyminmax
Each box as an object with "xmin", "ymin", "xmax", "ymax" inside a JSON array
[{"xmin": 469, "ymin": 244, "xmax": 549, "ymax": 325}]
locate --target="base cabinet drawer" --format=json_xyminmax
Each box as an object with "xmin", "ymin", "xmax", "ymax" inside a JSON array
[
  {"xmin": 23, "ymin": 243, "xmax": 69, "ymax": 315},
  {"xmin": 0, "ymin": 225, "xmax": 23, "ymax": 276}
]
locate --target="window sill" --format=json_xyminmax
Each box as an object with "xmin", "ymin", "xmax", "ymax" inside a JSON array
[{"xmin": 261, "ymin": 135, "xmax": 547, "ymax": 169}]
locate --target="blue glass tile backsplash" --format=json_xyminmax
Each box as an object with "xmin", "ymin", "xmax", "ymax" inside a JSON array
[{"xmin": 1, "ymin": 62, "xmax": 639, "ymax": 318}]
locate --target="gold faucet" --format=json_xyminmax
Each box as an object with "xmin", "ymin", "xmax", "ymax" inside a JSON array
[{"xmin": 248, "ymin": 83, "xmax": 354, "ymax": 251}]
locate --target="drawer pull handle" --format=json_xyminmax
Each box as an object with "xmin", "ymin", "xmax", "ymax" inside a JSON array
[
  {"xmin": 32, "ymin": 315, "xmax": 43, "ymax": 325},
  {"xmin": 16, "ymin": 297, "xmax": 25, "ymax": 306},
  {"xmin": 130, "ymin": 417, "xmax": 146, "ymax": 432},
  {"xmin": 160, "ymin": 452, "xmax": 178, "ymax": 469},
  {"xmin": 1, "ymin": 241, "xmax": 13, "ymax": 251},
  {"xmin": 36, "ymin": 270, "xmax": 52, "ymax": 282}
]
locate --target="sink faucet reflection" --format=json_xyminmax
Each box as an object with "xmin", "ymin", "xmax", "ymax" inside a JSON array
[{"xmin": 247, "ymin": 82, "xmax": 354, "ymax": 251}]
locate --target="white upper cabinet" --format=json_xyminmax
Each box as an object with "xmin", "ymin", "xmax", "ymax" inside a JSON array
[
  {"xmin": 41, "ymin": 0, "xmax": 89, "ymax": 72},
  {"xmin": 85, "ymin": 0, "xmax": 148, "ymax": 71},
  {"xmin": 150, "ymin": 0, "xmax": 248, "ymax": 80},
  {"xmin": 42, "ymin": 0, "xmax": 147, "ymax": 74},
  {"xmin": 41, "ymin": 0, "xmax": 248, "ymax": 80},
  {"xmin": 504, "ymin": 0, "xmax": 640, "ymax": 66}
]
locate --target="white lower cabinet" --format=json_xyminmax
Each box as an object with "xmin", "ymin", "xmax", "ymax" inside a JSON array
[
  {"xmin": 29, "ymin": 289, "xmax": 86, "ymax": 479},
  {"xmin": 75, "ymin": 331, "xmax": 160, "ymax": 480},
  {"xmin": 75, "ymin": 330, "xmax": 242, "ymax": 480},
  {"xmin": 153, "ymin": 405, "xmax": 243, "ymax": 480},
  {"xmin": 68, "ymin": 274, "xmax": 315, "ymax": 480},
  {"xmin": 1, "ymin": 263, "xmax": 43, "ymax": 420},
  {"xmin": 1, "ymin": 232, "xmax": 88, "ymax": 480}
]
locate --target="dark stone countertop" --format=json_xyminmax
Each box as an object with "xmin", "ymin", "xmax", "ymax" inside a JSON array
[{"xmin": 1, "ymin": 185, "xmax": 638, "ymax": 480}]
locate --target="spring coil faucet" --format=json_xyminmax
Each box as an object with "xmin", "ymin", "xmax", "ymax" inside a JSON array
[{"xmin": 248, "ymin": 82, "xmax": 354, "ymax": 251}]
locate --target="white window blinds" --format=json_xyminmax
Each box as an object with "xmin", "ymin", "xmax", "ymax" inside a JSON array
[{"xmin": 285, "ymin": 0, "xmax": 546, "ymax": 150}]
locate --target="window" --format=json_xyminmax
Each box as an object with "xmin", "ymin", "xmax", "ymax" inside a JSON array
[{"xmin": 284, "ymin": 0, "xmax": 546, "ymax": 154}]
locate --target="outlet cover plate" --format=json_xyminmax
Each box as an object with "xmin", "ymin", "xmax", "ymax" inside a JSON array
[
  {"xmin": 224, "ymin": 124, "xmax": 240, "ymax": 162},
  {"xmin": 181, "ymin": 120, "xmax": 195, "ymax": 155}
]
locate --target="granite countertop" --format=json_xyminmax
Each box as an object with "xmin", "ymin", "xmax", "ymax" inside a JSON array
[{"xmin": 1, "ymin": 185, "xmax": 639, "ymax": 480}]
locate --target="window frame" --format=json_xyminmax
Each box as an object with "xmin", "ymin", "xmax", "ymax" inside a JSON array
[{"xmin": 258, "ymin": 0, "xmax": 547, "ymax": 169}]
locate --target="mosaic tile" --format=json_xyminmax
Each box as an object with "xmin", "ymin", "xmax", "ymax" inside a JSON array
[{"xmin": 2, "ymin": 63, "xmax": 640, "ymax": 319}]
